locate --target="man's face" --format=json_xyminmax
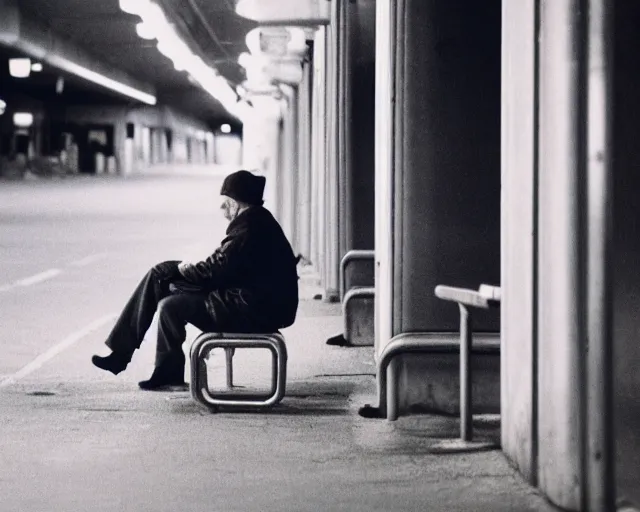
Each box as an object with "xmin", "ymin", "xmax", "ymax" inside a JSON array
[{"xmin": 221, "ymin": 196, "xmax": 240, "ymax": 222}]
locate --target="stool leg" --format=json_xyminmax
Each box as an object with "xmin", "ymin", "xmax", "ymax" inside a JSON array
[{"xmin": 225, "ymin": 347, "xmax": 234, "ymax": 388}]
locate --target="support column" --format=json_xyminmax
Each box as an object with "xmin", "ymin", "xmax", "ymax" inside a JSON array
[
  {"xmin": 343, "ymin": 0, "xmax": 376, "ymax": 293},
  {"xmin": 374, "ymin": 0, "xmax": 397, "ymax": 351},
  {"xmin": 375, "ymin": 0, "xmax": 501, "ymax": 396},
  {"xmin": 297, "ymin": 59, "xmax": 313, "ymax": 261},
  {"xmin": 323, "ymin": 0, "xmax": 345, "ymax": 302},
  {"xmin": 501, "ymin": 0, "xmax": 538, "ymax": 485},
  {"xmin": 310, "ymin": 26, "xmax": 327, "ymax": 279},
  {"xmin": 280, "ymin": 87, "xmax": 298, "ymax": 247},
  {"xmin": 537, "ymin": 1, "xmax": 586, "ymax": 508}
]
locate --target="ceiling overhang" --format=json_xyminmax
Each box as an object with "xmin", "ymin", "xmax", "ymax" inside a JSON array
[{"xmin": 0, "ymin": 0, "xmax": 157, "ymax": 105}]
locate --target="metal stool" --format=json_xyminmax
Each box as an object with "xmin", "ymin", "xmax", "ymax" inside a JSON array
[{"xmin": 189, "ymin": 332, "xmax": 287, "ymax": 412}]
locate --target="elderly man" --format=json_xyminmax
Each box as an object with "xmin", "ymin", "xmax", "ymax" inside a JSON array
[{"xmin": 92, "ymin": 170, "xmax": 299, "ymax": 390}]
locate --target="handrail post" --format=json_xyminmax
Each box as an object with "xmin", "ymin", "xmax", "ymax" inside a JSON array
[
  {"xmin": 225, "ymin": 347, "xmax": 234, "ymax": 388},
  {"xmin": 459, "ymin": 304, "xmax": 472, "ymax": 441}
]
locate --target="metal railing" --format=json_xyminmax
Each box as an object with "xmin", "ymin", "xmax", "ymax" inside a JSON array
[
  {"xmin": 359, "ymin": 284, "xmax": 501, "ymax": 443},
  {"xmin": 339, "ymin": 249, "xmax": 375, "ymax": 300},
  {"xmin": 434, "ymin": 284, "xmax": 501, "ymax": 440}
]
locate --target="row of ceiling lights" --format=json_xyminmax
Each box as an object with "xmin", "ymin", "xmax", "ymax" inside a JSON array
[
  {"xmin": 0, "ymin": 58, "xmax": 233, "ymax": 132},
  {"xmin": 119, "ymin": 0, "xmax": 307, "ymax": 121},
  {"xmin": 0, "ymin": 103, "xmax": 35, "ymax": 128},
  {"xmin": 119, "ymin": 0, "xmax": 251, "ymax": 121},
  {"xmin": 1, "ymin": 59, "xmax": 42, "ymax": 126},
  {"xmin": 8, "ymin": 58, "xmax": 43, "ymax": 78}
]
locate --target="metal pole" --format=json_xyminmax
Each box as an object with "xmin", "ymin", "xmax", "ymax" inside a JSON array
[
  {"xmin": 225, "ymin": 348, "xmax": 234, "ymax": 388},
  {"xmin": 585, "ymin": 0, "xmax": 615, "ymax": 509},
  {"xmin": 459, "ymin": 304, "xmax": 472, "ymax": 441}
]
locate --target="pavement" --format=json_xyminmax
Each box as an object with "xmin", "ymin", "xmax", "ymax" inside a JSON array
[
  {"xmin": 0, "ymin": 281, "xmax": 560, "ymax": 512},
  {"xmin": 0, "ymin": 166, "xmax": 599, "ymax": 511}
]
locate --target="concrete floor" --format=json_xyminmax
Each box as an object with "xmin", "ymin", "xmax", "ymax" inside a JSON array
[
  {"xmin": 0, "ymin": 168, "xmax": 618, "ymax": 511},
  {"xmin": 0, "ymin": 294, "xmax": 560, "ymax": 512}
]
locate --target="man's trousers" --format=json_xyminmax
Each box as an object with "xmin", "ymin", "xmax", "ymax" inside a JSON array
[{"xmin": 105, "ymin": 260, "xmax": 217, "ymax": 377}]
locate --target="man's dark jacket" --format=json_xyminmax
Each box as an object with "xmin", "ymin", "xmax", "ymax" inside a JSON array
[{"xmin": 178, "ymin": 206, "xmax": 299, "ymax": 331}]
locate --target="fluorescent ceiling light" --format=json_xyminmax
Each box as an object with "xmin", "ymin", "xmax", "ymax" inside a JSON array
[
  {"xmin": 9, "ymin": 58, "xmax": 31, "ymax": 78},
  {"xmin": 47, "ymin": 55, "xmax": 156, "ymax": 105},
  {"xmin": 121, "ymin": 0, "xmax": 245, "ymax": 120},
  {"xmin": 13, "ymin": 112, "xmax": 33, "ymax": 127},
  {"xmin": 31, "ymin": 62, "xmax": 43, "ymax": 72}
]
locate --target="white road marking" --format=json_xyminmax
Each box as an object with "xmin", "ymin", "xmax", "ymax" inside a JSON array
[
  {"xmin": 0, "ymin": 313, "xmax": 118, "ymax": 389},
  {"xmin": 0, "ymin": 253, "xmax": 108, "ymax": 291},
  {"xmin": 68, "ymin": 253, "xmax": 108, "ymax": 267},
  {"xmin": 15, "ymin": 269, "xmax": 62, "ymax": 287}
]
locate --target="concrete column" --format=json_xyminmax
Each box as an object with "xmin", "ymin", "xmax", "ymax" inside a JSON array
[
  {"xmin": 343, "ymin": 0, "xmax": 376, "ymax": 292},
  {"xmin": 274, "ymin": 119, "xmax": 285, "ymax": 224},
  {"xmin": 375, "ymin": 0, "xmax": 501, "ymax": 394},
  {"xmin": 323, "ymin": 0, "xmax": 342, "ymax": 301},
  {"xmin": 374, "ymin": 0, "xmax": 397, "ymax": 351},
  {"xmin": 297, "ymin": 61, "xmax": 313, "ymax": 261},
  {"xmin": 281, "ymin": 87, "xmax": 299, "ymax": 249},
  {"xmin": 310, "ymin": 27, "xmax": 327, "ymax": 275},
  {"xmin": 501, "ymin": 0, "xmax": 538, "ymax": 485},
  {"xmin": 338, "ymin": 0, "xmax": 350, "ymax": 262},
  {"xmin": 585, "ymin": 1, "xmax": 615, "ymax": 509},
  {"xmin": 537, "ymin": 1, "xmax": 587, "ymax": 508}
]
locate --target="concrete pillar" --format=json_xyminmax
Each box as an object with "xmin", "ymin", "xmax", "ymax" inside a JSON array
[
  {"xmin": 375, "ymin": 0, "xmax": 501, "ymax": 392},
  {"xmin": 337, "ymin": 0, "xmax": 350, "ymax": 263},
  {"xmin": 374, "ymin": 0, "xmax": 396, "ymax": 350},
  {"xmin": 537, "ymin": 1, "xmax": 586, "ymax": 508},
  {"xmin": 323, "ymin": 0, "xmax": 344, "ymax": 301},
  {"xmin": 297, "ymin": 60, "xmax": 313, "ymax": 261},
  {"xmin": 280, "ymin": 87, "xmax": 299, "ymax": 248},
  {"xmin": 311, "ymin": 26, "xmax": 328, "ymax": 281},
  {"xmin": 501, "ymin": 0, "xmax": 538, "ymax": 485},
  {"xmin": 343, "ymin": 0, "xmax": 376, "ymax": 292}
]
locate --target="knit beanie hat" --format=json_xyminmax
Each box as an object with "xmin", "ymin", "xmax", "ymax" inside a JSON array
[{"xmin": 220, "ymin": 170, "xmax": 266, "ymax": 206}]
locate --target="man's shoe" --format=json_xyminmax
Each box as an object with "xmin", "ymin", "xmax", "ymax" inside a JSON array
[
  {"xmin": 138, "ymin": 376, "xmax": 187, "ymax": 391},
  {"xmin": 91, "ymin": 353, "xmax": 129, "ymax": 375}
]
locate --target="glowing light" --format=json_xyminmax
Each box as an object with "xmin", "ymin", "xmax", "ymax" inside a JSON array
[
  {"xmin": 13, "ymin": 113, "xmax": 33, "ymax": 128},
  {"xmin": 9, "ymin": 58, "xmax": 31, "ymax": 78},
  {"xmin": 31, "ymin": 62, "xmax": 43, "ymax": 72},
  {"xmin": 0, "ymin": 99, "xmax": 6, "ymax": 116},
  {"xmin": 220, "ymin": 124, "xmax": 231, "ymax": 134},
  {"xmin": 47, "ymin": 55, "xmax": 156, "ymax": 105},
  {"xmin": 120, "ymin": 0, "xmax": 244, "ymax": 120}
]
